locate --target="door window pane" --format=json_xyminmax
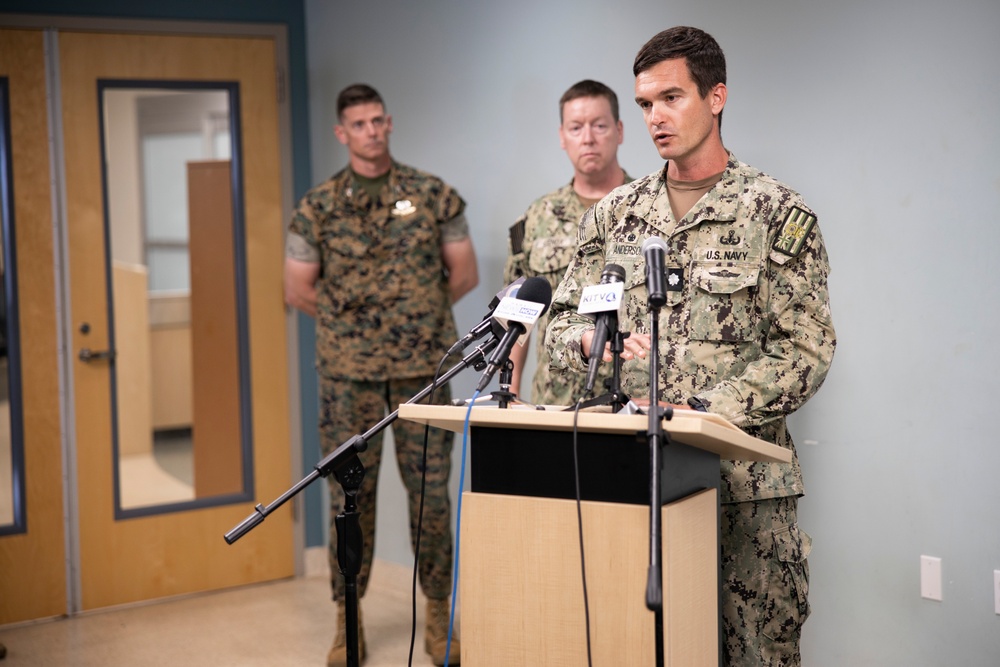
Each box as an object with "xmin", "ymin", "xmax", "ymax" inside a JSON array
[{"xmin": 100, "ymin": 83, "xmax": 251, "ymax": 515}]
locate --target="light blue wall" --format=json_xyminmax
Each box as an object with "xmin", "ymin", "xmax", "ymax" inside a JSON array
[{"xmin": 303, "ymin": 0, "xmax": 1000, "ymax": 664}]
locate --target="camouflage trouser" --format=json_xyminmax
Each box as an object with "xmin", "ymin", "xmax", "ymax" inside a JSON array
[
  {"xmin": 720, "ymin": 496, "xmax": 811, "ymax": 667},
  {"xmin": 320, "ymin": 375, "xmax": 454, "ymax": 602}
]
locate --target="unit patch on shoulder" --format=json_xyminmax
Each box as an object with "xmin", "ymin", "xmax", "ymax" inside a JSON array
[
  {"xmin": 508, "ymin": 219, "xmax": 526, "ymax": 255},
  {"xmin": 772, "ymin": 206, "xmax": 817, "ymax": 258}
]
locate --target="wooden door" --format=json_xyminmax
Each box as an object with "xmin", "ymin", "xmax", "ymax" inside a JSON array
[
  {"xmin": 0, "ymin": 27, "xmax": 67, "ymax": 625},
  {"xmin": 59, "ymin": 30, "xmax": 293, "ymax": 611}
]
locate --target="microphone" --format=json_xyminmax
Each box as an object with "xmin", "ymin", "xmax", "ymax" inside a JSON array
[
  {"xmin": 447, "ymin": 277, "xmax": 526, "ymax": 355},
  {"xmin": 582, "ymin": 263, "xmax": 626, "ymax": 394},
  {"xmin": 475, "ymin": 277, "xmax": 552, "ymax": 392},
  {"xmin": 642, "ymin": 236, "xmax": 668, "ymax": 308}
]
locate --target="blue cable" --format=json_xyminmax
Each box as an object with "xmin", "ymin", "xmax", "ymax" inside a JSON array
[{"xmin": 443, "ymin": 389, "xmax": 477, "ymax": 666}]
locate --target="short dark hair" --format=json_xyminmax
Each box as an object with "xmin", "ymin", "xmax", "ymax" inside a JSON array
[
  {"xmin": 559, "ymin": 79, "xmax": 620, "ymax": 124},
  {"xmin": 336, "ymin": 84, "xmax": 385, "ymax": 120},
  {"xmin": 632, "ymin": 27, "xmax": 727, "ymax": 99}
]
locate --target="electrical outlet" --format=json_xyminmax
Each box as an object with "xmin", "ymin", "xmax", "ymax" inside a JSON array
[
  {"xmin": 920, "ymin": 555, "xmax": 942, "ymax": 601},
  {"xmin": 994, "ymin": 570, "xmax": 999, "ymax": 615}
]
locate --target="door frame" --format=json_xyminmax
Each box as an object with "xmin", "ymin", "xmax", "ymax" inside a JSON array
[{"xmin": 0, "ymin": 13, "xmax": 304, "ymax": 617}]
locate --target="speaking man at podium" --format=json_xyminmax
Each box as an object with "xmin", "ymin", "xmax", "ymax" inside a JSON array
[{"xmin": 547, "ymin": 27, "xmax": 836, "ymax": 667}]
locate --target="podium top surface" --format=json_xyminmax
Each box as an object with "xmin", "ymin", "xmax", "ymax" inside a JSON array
[{"xmin": 397, "ymin": 404, "xmax": 791, "ymax": 464}]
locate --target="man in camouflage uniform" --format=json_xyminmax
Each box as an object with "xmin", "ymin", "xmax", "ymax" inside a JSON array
[
  {"xmin": 547, "ymin": 28, "xmax": 836, "ymax": 666},
  {"xmin": 504, "ymin": 80, "xmax": 631, "ymax": 405},
  {"xmin": 285, "ymin": 84, "xmax": 478, "ymax": 667}
]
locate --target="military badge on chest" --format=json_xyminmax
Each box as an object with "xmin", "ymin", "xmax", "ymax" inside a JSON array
[
  {"xmin": 719, "ymin": 229, "xmax": 741, "ymax": 246},
  {"xmin": 392, "ymin": 199, "xmax": 417, "ymax": 217}
]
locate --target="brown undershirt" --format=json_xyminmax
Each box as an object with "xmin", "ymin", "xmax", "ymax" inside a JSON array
[{"xmin": 666, "ymin": 170, "xmax": 724, "ymax": 222}]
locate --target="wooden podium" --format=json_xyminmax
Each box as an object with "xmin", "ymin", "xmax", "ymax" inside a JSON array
[{"xmin": 398, "ymin": 404, "xmax": 790, "ymax": 667}]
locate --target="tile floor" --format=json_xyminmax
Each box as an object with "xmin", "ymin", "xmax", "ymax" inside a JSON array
[{"xmin": 0, "ymin": 559, "xmax": 456, "ymax": 666}]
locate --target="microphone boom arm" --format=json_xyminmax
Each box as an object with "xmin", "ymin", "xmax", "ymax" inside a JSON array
[{"xmin": 224, "ymin": 336, "xmax": 499, "ymax": 544}]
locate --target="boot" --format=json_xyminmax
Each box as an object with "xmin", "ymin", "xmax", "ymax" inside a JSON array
[
  {"xmin": 327, "ymin": 600, "xmax": 365, "ymax": 667},
  {"xmin": 425, "ymin": 598, "xmax": 460, "ymax": 666}
]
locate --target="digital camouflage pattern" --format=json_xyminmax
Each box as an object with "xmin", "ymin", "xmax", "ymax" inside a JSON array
[
  {"xmin": 547, "ymin": 154, "xmax": 834, "ymax": 666},
  {"xmin": 548, "ymin": 154, "xmax": 836, "ymax": 504},
  {"xmin": 504, "ymin": 177, "xmax": 631, "ymax": 404},
  {"xmin": 289, "ymin": 161, "xmax": 467, "ymax": 381},
  {"xmin": 321, "ymin": 376, "xmax": 454, "ymax": 602},
  {"xmin": 721, "ymin": 496, "xmax": 810, "ymax": 666},
  {"xmin": 288, "ymin": 162, "xmax": 465, "ymax": 606}
]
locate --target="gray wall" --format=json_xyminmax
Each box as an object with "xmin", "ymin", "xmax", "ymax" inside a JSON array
[{"xmin": 303, "ymin": 0, "xmax": 1000, "ymax": 664}]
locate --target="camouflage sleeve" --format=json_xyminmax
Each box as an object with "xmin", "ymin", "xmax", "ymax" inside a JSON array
[
  {"xmin": 431, "ymin": 182, "xmax": 467, "ymax": 226},
  {"xmin": 545, "ymin": 205, "xmax": 607, "ymax": 372},
  {"xmin": 440, "ymin": 212, "xmax": 470, "ymax": 243},
  {"xmin": 288, "ymin": 192, "xmax": 320, "ymax": 249},
  {"xmin": 697, "ymin": 204, "xmax": 837, "ymax": 427},
  {"xmin": 503, "ymin": 216, "xmax": 528, "ymax": 285},
  {"xmin": 285, "ymin": 231, "xmax": 319, "ymax": 262}
]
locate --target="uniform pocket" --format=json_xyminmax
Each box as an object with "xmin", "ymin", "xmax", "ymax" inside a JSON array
[
  {"xmin": 762, "ymin": 522, "xmax": 812, "ymax": 643},
  {"xmin": 689, "ymin": 261, "xmax": 759, "ymax": 342}
]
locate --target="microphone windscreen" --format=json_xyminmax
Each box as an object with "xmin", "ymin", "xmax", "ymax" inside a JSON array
[
  {"xmin": 602, "ymin": 263, "xmax": 627, "ymax": 284},
  {"xmin": 489, "ymin": 275, "xmax": 553, "ymax": 339},
  {"xmin": 641, "ymin": 236, "xmax": 668, "ymax": 255},
  {"xmin": 515, "ymin": 276, "xmax": 553, "ymax": 316}
]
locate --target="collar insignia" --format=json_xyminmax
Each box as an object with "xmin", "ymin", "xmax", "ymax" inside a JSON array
[{"xmin": 666, "ymin": 267, "xmax": 684, "ymax": 291}]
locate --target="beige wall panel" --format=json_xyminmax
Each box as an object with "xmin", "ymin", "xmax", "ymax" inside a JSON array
[
  {"xmin": 111, "ymin": 262, "xmax": 153, "ymax": 457},
  {"xmin": 150, "ymin": 324, "xmax": 193, "ymax": 429}
]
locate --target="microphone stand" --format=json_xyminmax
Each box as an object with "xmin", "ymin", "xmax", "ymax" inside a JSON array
[
  {"xmin": 645, "ymin": 300, "xmax": 671, "ymax": 667},
  {"xmin": 571, "ymin": 330, "xmax": 631, "ymax": 413},
  {"xmin": 491, "ymin": 359, "xmax": 516, "ymax": 408},
  {"xmin": 224, "ymin": 337, "xmax": 499, "ymax": 667}
]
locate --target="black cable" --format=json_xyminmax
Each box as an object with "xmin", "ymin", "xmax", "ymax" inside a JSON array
[
  {"xmin": 406, "ymin": 352, "xmax": 450, "ymax": 667},
  {"xmin": 572, "ymin": 397, "xmax": 594, "ymax": 667}
]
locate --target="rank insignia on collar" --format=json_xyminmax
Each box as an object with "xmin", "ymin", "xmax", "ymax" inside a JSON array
[
  {"xmin": 392, "ymin": 199, "xmax": 416, "ymax": 216},
  {"xmin": 772, "ymin": 206, "xmax": 816, "ymax": 257},
  {"xmin": 666, "ymin": 267, "xmax": 684, "ymax": 291}
]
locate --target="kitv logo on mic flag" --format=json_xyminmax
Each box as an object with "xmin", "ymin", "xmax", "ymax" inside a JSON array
[{"xmin": 578, "ymin": 282, "xmax": 624, "ymax": 315}]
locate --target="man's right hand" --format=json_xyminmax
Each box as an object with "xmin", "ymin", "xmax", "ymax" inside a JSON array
[{"xmin": 581, "ymin": 328, "xmax": 651, "ymax": 362}]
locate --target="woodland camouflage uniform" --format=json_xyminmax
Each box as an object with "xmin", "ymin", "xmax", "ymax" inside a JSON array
[{"xmin": 289, "ymin": 161, "xmax": 467, "ymax": 605}]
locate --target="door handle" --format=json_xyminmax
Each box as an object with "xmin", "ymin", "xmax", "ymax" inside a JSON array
[{"xmin": 79, "ymin": 347, "xmax": 116, "ymax": 362}]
